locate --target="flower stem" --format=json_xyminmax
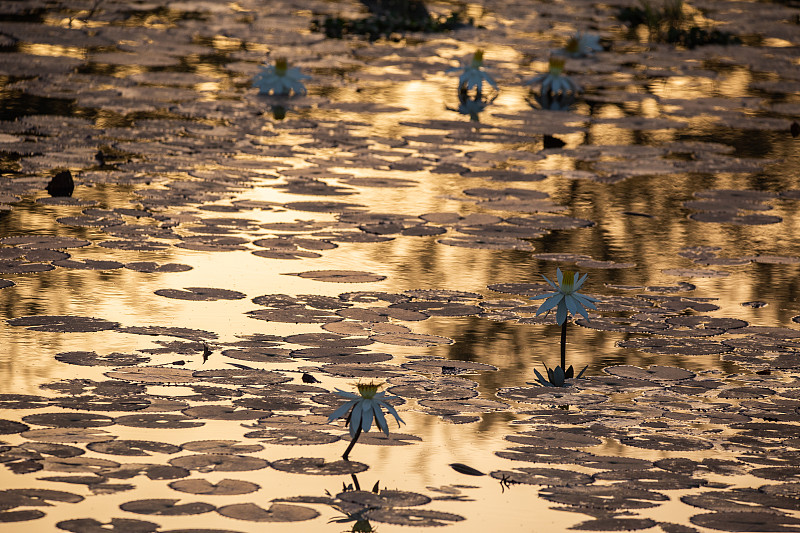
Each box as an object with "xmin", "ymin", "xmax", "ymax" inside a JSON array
[
  {"xmin": 342, "ymin": 427, "xmax": 362, "ymax": 461},
  {"xmin": 560, "ymin": 321, "xmax": 567, "ymax": 370}
]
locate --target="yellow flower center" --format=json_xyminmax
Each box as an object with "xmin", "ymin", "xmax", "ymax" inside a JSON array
[
  {"xmin": 355, "ymin": 380, "xmax": 383, "ymax": 399},
  {"xmin": 275, "ymin": 57, "xmax": 288, "ymax": 76},
  {"xmin": 548, "ymin": 56, "xmax": 565, "ymax": 76},
  {"xmin": 561, "ymin": 270, "xmax": 576, "ymax": 292}
]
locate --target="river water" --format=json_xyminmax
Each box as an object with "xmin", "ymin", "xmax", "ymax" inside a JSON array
[{"xmin": 1, "ymin": 0, "xmax": 800, "ymax": 531}]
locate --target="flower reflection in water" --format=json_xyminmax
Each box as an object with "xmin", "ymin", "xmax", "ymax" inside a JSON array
[
  {"xmin": 448, "ymin": 90, "xmax": 497, "ymax": 122},
  {"xmin": 253, "ymin": 56, "xmax": 310, "ymax": 96}
]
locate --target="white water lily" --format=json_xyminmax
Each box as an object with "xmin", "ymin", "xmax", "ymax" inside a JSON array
[
  {"xmin": 532, "ymin": 267, "xmax": 598, "ymax": 325},
  {"xmin": 253, "ymin": 57, "xmax": 310, "ymax": 96},
  {"xmin": 447, "ymin": 49, "xmax": 498, "ymax": 94},
  {"xmin": 563, "ymin": 31, "xmax": 603, "ymax": 58},
  {"xmin": 328, "ymin": 380, "xmax": 404, "ymax": 438},
  {"xmin": 524, "ymin": 56, "xmax": 581, "ymax": 96}
]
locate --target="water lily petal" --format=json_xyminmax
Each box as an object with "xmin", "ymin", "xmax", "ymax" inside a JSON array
[
  {"xmin": 327, "ymin": 400, "xmax": 356, "ymax": 423},
  {"xmin": 380, "ymin": 400, "xmax": 405, "ymax": 428},
  {"xmin": 535, "ymin": 293, "xmax": 563, "ymax": 316},
  {"xmin": 373, "ymin": 404, "xmax": 389, "ymax": 435},
  {"xmin": 555, "ymin": 302, "xmax": 568, "ymax": 325},
  {"xmin": 541, "ymin": 273, "xmax": 558, "ymax": 290},
  {"xmin": 349, "ymin": 401, "xmax": 363, "ymax": 437},
  {"xmin": 360, "ymin": 399, "xmax": 374, "ymax": 433}
]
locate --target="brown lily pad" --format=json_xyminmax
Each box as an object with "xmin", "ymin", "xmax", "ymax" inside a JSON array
[
  {"xmin": 285, "ymin": 270, "xmax": 386, "ymax": 283},
  {"xmin": 216, "ymin": 502, "xmax": 318, "ymax": 522},
  {"xmin": 168, "ymin": 478, "xmax": 260, "ymax": 496},
  {"xmin": 154, "ymin": 288, "xmax": 247, "ymax": 301},
  {"xmin": 7, "ymin": 315, "xmax": 120, "ymax": 332},
  {"xmin": 269, "ymin": 457, "xmax": 368, "ymax": 475},
  {"xmin": 119, "ymin": 499, "xmax": 215, "ymax": 516}
]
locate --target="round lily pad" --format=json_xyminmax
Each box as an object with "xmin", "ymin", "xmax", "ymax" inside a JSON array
[
  {"xmin": 0, "ymin": 509, "xmax": 46, "ymax": 522},
  {"xmin": 364, "ymin": 507, "xmax": 465, "ymax": 526},
  {"xmin": 119, "ymin": 499, "xmax": 215, "ymax": 516},
  {"xmin": 22, "ymin": 413, "xmax": 113, "ymax": 428},
  {"xmin": 603, "ymin": 365, "xmax": 696, "ymax": 381},
  {"xmin": 285, "ymin": 270, "xmax": 386, "ymax": 283},
  {"xmin": 690, "ymin": 511, "xmax": 800, "ymax": 531},
  {"xmin": 104, "ymin": 367, "xmax": 198, "ymax": 384},
  {"xmin": 338, "ymin": 489, "xmax": 430, "ymax": 507},
  {"xmin": 56, "ymin": 351, "xmax": 149, "ymax": 367},
  {"xmin": 7, "ymin": 315, "xmax": 120, "ymax": 332},
  {"xmin": 0, "ymin": 236, "xmax": 90, "ymax": 249},
  {"xmin": 168, "ymin": 454, "xmax": 269, "ymax": 472},
  {"xmin": 168, "ymin": 478, "xmax": 259, "ymax": 496},
  {"xmin": 245, "ymin": 428, "xmax": 340, "ymax": 446},
  {"xmin": 370, "ymin": 333, "xmax": 454, "ymax": 347},
  {"xmin": 87, "ymin": 440, "xmax": 181, "ymax": 456},
  {"xmin": 269, "ymin": 457, "xmax": 368, "ymax": 475},
  {"xmin": 489, "ymin": 467, "xmax": 593, "ymax": 486},
  {"xmin": 180, "ymin": 441, "xmax": 264, "ymax": 455},
  {"xmin": 56, "ymin": 517, "xmax": 160, "ymax": 532},
  {"xmin": 191, "ymin": 369, "xmax": 289, "ymax": 385},
  {"xmin": 114, "ymin": 414, "xmax": 204, "ymax": 429},
  {"xmin": 20, "ymin": 427, "xmax": 116, "ymax": 444},
  {"xmin": 124, "ymin": 262, "xmax": 193, "ymax": 273},
  {"xmin": 0, "ymin": 419, "xmax": 29, "ymax": 434},
  {"xmin": 216, "ymin": 502, "xmax": 318, "ymax": 522},
  {"xmin": 154, "ymin": 288, "xmax": 247, "ymax": 301}
]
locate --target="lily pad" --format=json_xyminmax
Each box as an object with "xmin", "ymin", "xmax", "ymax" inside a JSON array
[
  {"xmin": 56, "ymin": 517, "xmax": 160, "ymax": 532},
  {"xmin": 269, "ymin": 457, "xmax": 368, "ymax": 475},
  {"xmin": 7, "ymin": 315, "xmax": 119, "ymax": 332},
  {"xmin": 364, "ymin": 508, "xmax": 465, "ymax": 526},
  {"xmin": 285, "ymin": 270, "xmax": 386, "ymax": 283},
  {"xmin": 154, "ymin": 288, "xmax": 247, "ymax": 301},
  {"xmin": 168, "ymin": 454, "xmax": 268, "ymax": 472},
  {"xmin": 168, "ymin": 479, "xmax": 259, "ymax": 496},
  {"xmin": 119, "ymin": 499, "xmax": 215, "ymax": 516},
  {"xmin": 215, "ymin": 502, "xmax": 318, "ymax": 522}
]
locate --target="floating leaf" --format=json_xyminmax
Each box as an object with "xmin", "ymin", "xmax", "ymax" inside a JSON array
[
  {"xmin": 119, "ymin": 499, "xmax": 215, "ymax": 516},
  {"xmin": 168, "ymin": 478, "xmax": 259, "ymax": 496},
  {"xmin": 285, "ymin": 270, "xmax": 386, "ymax": 283},
  {"xmin": 269, "ymin": 457, "xmax": 367, "ymax": 475},
  {"xmin": 216, "ymin": 502, "xmax": 318, "ymax": 522}
]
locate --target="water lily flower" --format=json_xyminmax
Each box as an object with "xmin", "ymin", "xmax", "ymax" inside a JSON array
[
  {"xmin": 252, "ymin": 57, "xmax": 310, "ymax": 96},
  {"xmin": 524, "ymin": 56, "xmax": 581, "ymax": 96},
  {"xmin": 531, "ymin": 267, "xmax": 598, "ymax": 325},
  {"xmin": 563, "ymin": 31, "xmax": 603, "ymax": 58},
  {"xmin": 447, "ymin": 49, "xmax": 498, "ymax": 95},
  {"xmin": 328, "ymin": 380, "xmax": 404, "ymax": 459}
]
